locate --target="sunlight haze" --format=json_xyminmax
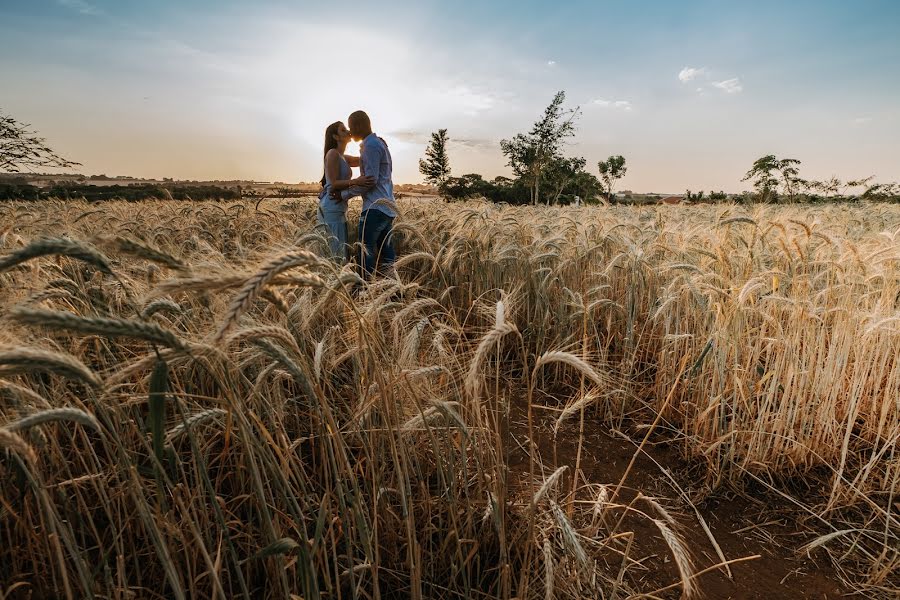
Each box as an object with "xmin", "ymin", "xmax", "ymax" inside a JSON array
[{"xmin": 2, "ymin": 0, "xmax": 898, "ymax": 192}]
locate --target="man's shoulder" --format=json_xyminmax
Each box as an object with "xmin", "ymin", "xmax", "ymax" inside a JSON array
[{"xmin": 365, "ymin": 134, "xmax": 386, "ymax": 150}]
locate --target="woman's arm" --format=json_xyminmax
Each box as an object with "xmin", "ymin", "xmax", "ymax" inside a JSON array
[
  {"xmin": 326, "ymin": 150, "xmax": 372, "ymax": 191},
  {"xmin": 343, "ymin": 154, "xmax": 360, "ymax": 168}
]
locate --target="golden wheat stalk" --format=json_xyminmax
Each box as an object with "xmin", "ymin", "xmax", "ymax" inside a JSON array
[
  {"xmin": 549, "ymin": 500, "xmax": 588, "ymax": 567},
  {"xmin": 5, "ymin": 407, "xmax": 101, "ymax": 433},
  {"xmin": 542, "ymin": 538, "xmax": 554, "ymax": 600},
  {"xmin": 8, "ymin": 307, "xmax": 187, "ymax": 351},
  {"xmin": 652, "ymin": 518, "xmax": 697, "ymax": 599},
  {"xmin": 108, "ymin": 236, "xmax": 187, "ymax": 271},
  {"xmin": 532, "ymin": 466, "xmax": 568, "ymax": 507},
  {"xmin": 0, "ymin": 237, "xmax": 112, "ymax": 275},
  {"xmin": 213, "ymin": 251, "xmax": 323, "ymax": 343},
  {"xmin": 533, "ymin": 351, "xmax": 611, "ymax": 389},
  {"xmin": 165, "ymin": 408, "xmax": 227, "ymax": 443},
  {"xmin": 464, "ymin": 323, "xmax": 516, "ymax": 394},
  {"xmin": 0, "ymin": 428, "xmax": 38, "ymax": 464},
  {"xmin": 0, "ymin": 347, "xmax": 104, "ymax": 389},
  {"xmin": 140, "ymin": 298, "xmax": 183, "ymax": 320}
]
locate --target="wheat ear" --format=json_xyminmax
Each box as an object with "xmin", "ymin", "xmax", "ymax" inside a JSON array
[
  {"xmin": 8, "ymin": 307, "xmax": 187, "ymax": 351},
  {"xmin": 0, "ymin": 428, "xmax": 38, "ymax": 464},
  {"xmin": 0, "ymin": 237, "xmax": 112, "ymax": 275},
  {"xmin": 5, "ymin": 408, "xmax": 101, "ymax": 433},
  {"xmin": 0, "ymin": 347, "xmax": 103, "ymax": 389},
  {"xmin": 213, "ymin": 251, "xmax": 323, "ymax": 343},
  {"xmin": 653, "ymin": 519, "xmax": 696, "ymax": 599}
]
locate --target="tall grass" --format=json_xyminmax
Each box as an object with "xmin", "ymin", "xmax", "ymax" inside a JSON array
[{"xmin": 0, "ymin": 197, "xmax": 897, "ymax": 598}]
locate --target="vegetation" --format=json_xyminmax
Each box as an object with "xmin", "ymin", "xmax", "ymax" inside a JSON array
[
  {"xmin": 438, "ymin": 92, "xmax": 601, "ymax": 205},
  {"xmin": 741, "ymin": 155, "xmax": 804, "ymax": 203},
  {"xmin": 597, "ymin": 155, "xmax": 627, "ymax": 201},
  {"xmin": 439, "ymin": 173, "xmax": 528, "ymax": 203},
  {"xmin": 1, "ymin": 110, "xmax": 79, "ymax": 173},
  {"xmin": 0, "ymin": 182, "xmax": 242, "ymax": 201},
  {"xmin": 500, "ymin": 91, "xmax": 581, "ymax": 205},
  {"xmin": 0, "ymin": 197, "xmax": 897, "ymax": 598},
  {"xmin": 418, "ymin": 128, "xmax": 451, "ymax": 187}
]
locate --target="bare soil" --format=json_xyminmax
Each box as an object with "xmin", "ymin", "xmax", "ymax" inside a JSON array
[{"xmin": 507, "ymin": 401, "xmax": 859, "ymax": 599}]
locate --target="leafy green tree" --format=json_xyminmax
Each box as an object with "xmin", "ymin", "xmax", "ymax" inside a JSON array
[
  {"xmin": 569, "ymin": 169, "xmax": 603, "ymax": 205},
  {"xmin": 545, "ymin": 156, "xmax": 584, "ymax": 205},
  {"xmin": 809, "ymin": 176, "xmax": 874, "ymax": 200},
  {"xmin": 862, "ymin": 181, "xmax": 900, "ymax": 201},
  {"xmin": 500, "ymin": 91, "xmax": 579, "ymax": 205},
  {"xmin": 597, "ymin": 155, "xmax": 626, "ymax": 201},
  {"xmin": 418, "ymin": 128, "xmax": 451, "ymax": 186},
  {"xmin": 685, "ymin": 189, "xmax": 705, "ymax": 202},
  {"xmin": 1, "ymin": 110, "xmax": 79, "ymax": 173},
  {"xmin": 742, "ymin": 155, "xmax": 804, "ymax": 202},
  {"xmin": 439, "ymin": 173, "xmax": 529, "ymax": 204},
  {"xmin": 742, "ymin": 155, "xmax": 780, "ymax": 202}
]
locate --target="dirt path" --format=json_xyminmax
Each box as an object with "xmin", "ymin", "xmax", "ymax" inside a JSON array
[{"xmin": 508, "ymin": 403, "xmax": 857, "ymax": 599}]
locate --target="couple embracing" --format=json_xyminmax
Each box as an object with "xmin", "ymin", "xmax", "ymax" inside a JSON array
[{"xmin": 318, "ymin": 110, "xmax": 396, "ymax": 276}]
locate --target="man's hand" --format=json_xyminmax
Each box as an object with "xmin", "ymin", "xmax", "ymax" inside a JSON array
[
  {"xmin": 330, "ymin": 176, "xmax": 375, "ymax": 201},
  {"xmin": 353, "ymin": 176, "xmax": 375, "ymax": 189}
]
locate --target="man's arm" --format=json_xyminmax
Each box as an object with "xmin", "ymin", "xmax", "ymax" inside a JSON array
[
  {"xmin": 336, "ymin": 140, "xmax": 382, "ymax": 201},
  {"xmin": 360, "ymin": 139, "xmax": 382, "ymax": 185}
]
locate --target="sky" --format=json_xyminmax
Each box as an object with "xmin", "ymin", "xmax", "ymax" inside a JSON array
[{"xmin": 1, "ymin": 0, "xmax": 899, "ymax": 193}]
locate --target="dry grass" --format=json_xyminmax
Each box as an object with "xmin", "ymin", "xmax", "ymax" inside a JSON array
[{"xmin": 0, "ymin": 197, "xmax": 897, "ymax": 598}]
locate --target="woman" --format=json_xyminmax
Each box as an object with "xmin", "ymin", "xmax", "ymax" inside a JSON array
[{"xmin": 318, "ymin": 121, "xmax": 373, "ymax": 262}]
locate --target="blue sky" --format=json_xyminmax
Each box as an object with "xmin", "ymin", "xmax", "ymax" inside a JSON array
[{"xmin": 1, "ymin": 0, "xmax": 898, "ymax": 192}]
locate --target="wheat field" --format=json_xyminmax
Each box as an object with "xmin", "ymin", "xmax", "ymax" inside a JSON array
[{"xmin": 0, "ymin": 197, "xmax": 897, "ymax": 599}]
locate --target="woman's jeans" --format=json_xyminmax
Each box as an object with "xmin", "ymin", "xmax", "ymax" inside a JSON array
[
  {"xmin": 316, "ymin": 209, "xmax": 349, "ymax": 263},
  {"xmin": 358, "ymin": 209, "xmax": 395, "ymax": 276}
]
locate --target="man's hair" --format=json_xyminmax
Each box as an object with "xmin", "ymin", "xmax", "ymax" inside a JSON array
[{"xmin": 348, "ymin": 110, "xmax": 371, "ymax": 132}]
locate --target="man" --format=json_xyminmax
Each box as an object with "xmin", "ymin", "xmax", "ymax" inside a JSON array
[{"xmin": 333, "ymin": 110, "xmax": 396, "ymax": 277}]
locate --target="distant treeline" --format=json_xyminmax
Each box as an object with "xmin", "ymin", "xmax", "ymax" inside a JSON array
[{"xmin": 0, "ymin": 182, "xmax": 244, "ymax": 201}]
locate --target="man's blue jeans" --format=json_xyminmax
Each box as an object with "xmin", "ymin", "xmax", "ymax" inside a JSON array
[{"xmin": 358, "ymin": 209, "xmax": 395, "ymax": 276}]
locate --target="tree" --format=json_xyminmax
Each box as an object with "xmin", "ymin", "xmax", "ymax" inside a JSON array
[
  {"xmin": 569, "ymin": 169, "xmax": 603, "ymax": 205},
  {"xmin": 418, "ymin": 128, "xmax": 451, "ymax": 186},
  {"xmin": 545, "ymin": 156, "xmax": 583, "ymax": 205},
  {"xmin": 742, "ymin": 155, "xmax": 803, "ymax": 203},
  {"xmin": 809, "ymin": 175, "xmax": 874, "ymax": 200},
  {"xmin": 1, "ymin": 110, "xmax": 79, "ymax": 173},
  {"xmin": 500, "ymin": 91, "xmax": 579, "ymax": 205},
  {"xmin": 862, "ymin": 181, "xmax": 900, "ymax": 201},
  {"xmin": 597, "ymin": 155, "xmax": 626, "ymax": 201}
]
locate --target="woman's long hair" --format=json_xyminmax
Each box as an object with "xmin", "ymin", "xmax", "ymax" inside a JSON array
[{"xmin": 320, "ymin": 121, "xmax": 342, "ymax": 187}]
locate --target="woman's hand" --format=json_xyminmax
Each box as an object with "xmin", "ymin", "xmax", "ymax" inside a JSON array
[{"xmin": 353, "ymin": 176, "xmax": 375, "ymax": 189}]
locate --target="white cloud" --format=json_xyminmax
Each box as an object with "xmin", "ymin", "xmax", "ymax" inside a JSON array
[
  {"xmin": 853, "ymin": 116, "xmax": 873, "ymax": 124},
  {"xmin": 57, "ymin": 0, "xmax": 102, "ymax": 16},
  {"xmin": 712, "ymin": 77, "xmax": 743, "ymax": 94},
  {"xmin": 445, "ymin": 85, "xmax": 497, "ymax": 116},
  {"xmin": 547, "ymin": 60, "xmax": 557, "ymax": 67},
  {"xmin": 678, "ymin": 66, "xmax": 707, "ymax": 83},
  {"xmin": 591, "ymin": 98, "xmax": 633, "ymax": 111}
]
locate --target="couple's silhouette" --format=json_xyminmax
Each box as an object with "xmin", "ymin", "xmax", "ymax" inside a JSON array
[{"xmin": 318, "ymin": 110, "xmax": 396, "ymax": 276}]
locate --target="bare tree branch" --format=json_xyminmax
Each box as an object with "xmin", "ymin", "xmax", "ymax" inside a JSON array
[{"xmin": 0, "ymin": 110, "xmax": 80, "ymax": 173}]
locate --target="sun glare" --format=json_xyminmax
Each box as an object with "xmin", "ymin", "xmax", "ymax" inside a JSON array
[{"xmin": 344, "ymin": 140, "xmax": 361, "ymax": 160}]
